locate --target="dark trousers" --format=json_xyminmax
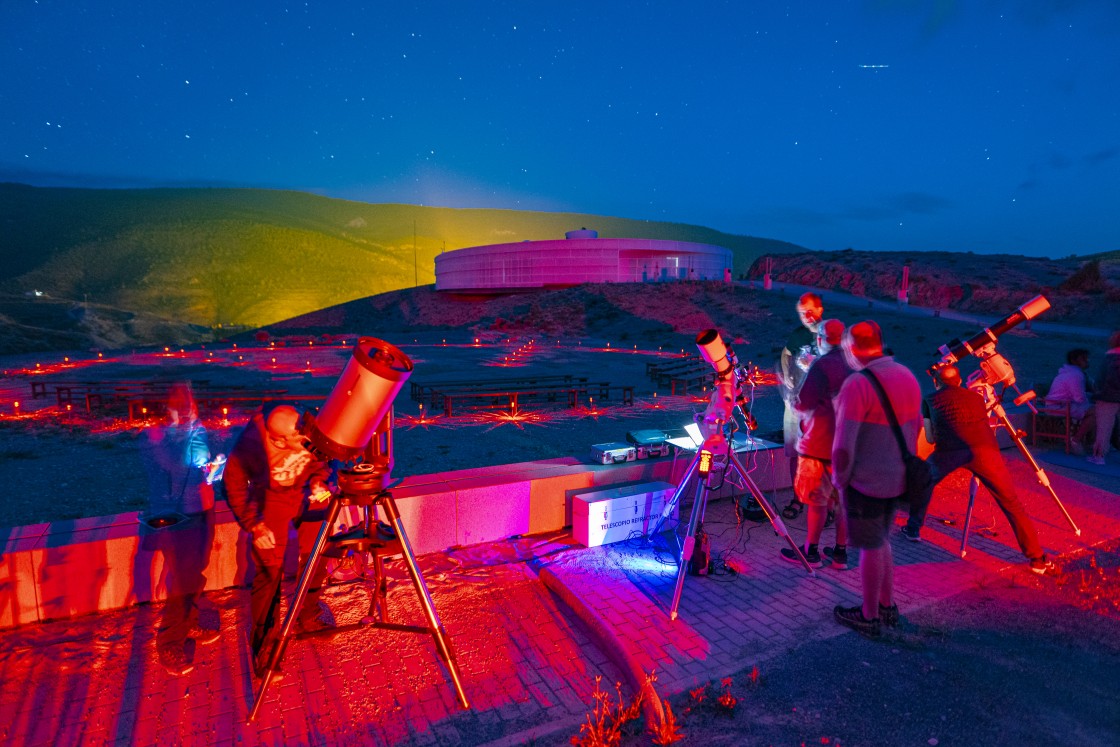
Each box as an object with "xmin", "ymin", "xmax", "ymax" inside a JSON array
[
  {"xmin": 249, "ymin": 500, "xmax": 329, "ymax": 657},
  {"xmin": 149, "ymin": 509, "xmax": 215, "ymax": 649},
  {"xmin": 905, "ymin": 446, "xmax": 1043, "ymax": 560}
]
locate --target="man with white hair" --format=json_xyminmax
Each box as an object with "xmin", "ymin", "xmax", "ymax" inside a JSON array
[
  {"xmin": 831, "ymin": 321, "xmax": 922, "ymax": 637},
  {"xmin": 779, "ymin": 292, "xmax": 824, "ymax": 519}
]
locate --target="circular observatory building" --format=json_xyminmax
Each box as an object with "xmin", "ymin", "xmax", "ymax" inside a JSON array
[{"xmin": 434, "ymin": 229, "xmax": 733, "ymax": 293}]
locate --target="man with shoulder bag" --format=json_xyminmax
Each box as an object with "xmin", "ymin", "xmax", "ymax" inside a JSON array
[{"xmin": 831, "ymin": 321, "xmax": 923, "ymax": 637}]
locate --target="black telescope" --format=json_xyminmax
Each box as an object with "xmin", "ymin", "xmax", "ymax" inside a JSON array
[{"xmin": 931, "ymin": 295, "xmax": 1050, "ymax": 371}]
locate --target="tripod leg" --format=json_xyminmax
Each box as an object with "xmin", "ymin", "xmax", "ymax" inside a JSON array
[
  {"xmin": 362, "ymin": 553, "xmax": 388, "ymax": 625},
  {"xmin": 960, "ymin": 476, "xmax": 979, "ymax": 558},
  {"xmin": 248, "ymin": 497, "xmax": 343, "ymax": 724},
  {"xmin": 668, "ymin": 480, "xmax": 708, "ymax": 621},
  {"xmin": 729, "ymin": 452, "xmax": 815, "ymax": 576},
  {"xmin": 378, "ymin": 493, "xmax": 471, "ymax": 710},
  {"xmin": 996, "ymin": 410, "xmax": 1081, "ymax": 535},
  {"xmin": 648, "ymin": 450, "xmax": 701, "ymax": 539}
]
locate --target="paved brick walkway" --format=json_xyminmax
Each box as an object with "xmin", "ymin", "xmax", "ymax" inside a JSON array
[{"xmin": 1, "ymin": 455, "xmax": 1116, "ymax": 746}]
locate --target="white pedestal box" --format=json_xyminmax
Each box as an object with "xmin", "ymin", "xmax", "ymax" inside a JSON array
[{"xmin": 571, "ymin": 481, "xmax": 677, "ymax": 548}]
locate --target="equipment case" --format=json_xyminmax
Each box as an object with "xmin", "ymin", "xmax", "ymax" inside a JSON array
[
  {"xmin": 626, "ymin": 430, "xmax": 671, "ymax": 459},
  {"xmin": 590, "ymin": 442, "xmax": 636, "ymax": 465}
]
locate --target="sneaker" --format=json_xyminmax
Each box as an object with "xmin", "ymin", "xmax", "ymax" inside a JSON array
[
  {"xmin": 780, "ymin": 546, "xmax": 822, "ymax": 568},
  {"xmin": 899, "ymin": 525, "xmax": 921, "ymax": 542},
  {"xmin": 781, "ymin": 500, "xmax": 803, "ymax": 520},
  {"xmin": 1070, "ymin": 442, "xmax": 1085, "ymax": 456},
  {"xmin": 1087, "ymin": 455, "xmax": 1106, "ymax": 466},
  {"xmin": 833, "ymin": 605, "xmax": 881, "ymax": 638},
  {"xmin": 296, "ymin": 615, "xmax": 337, "ymax": 635},
  {"xmin": 1029, "ymin": 555, "xmax": 1057, "ymax": 575},
  {"xmin": 823, "ymin": 546, "xmax": 848, "ymax": 569},
  {"xmin": 158, "ymin": 639, "xmax": 196, "ymax": 677},
  {"xmin": 189, "ymin": 622, "xmax": 221, "ymax": 646},
  {"xmin": 879, "ymin": 603, "xmax": 900, "ymax": 628}
]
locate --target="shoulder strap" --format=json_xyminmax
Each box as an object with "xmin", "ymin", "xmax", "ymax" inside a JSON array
[{"xmin": 860, "ymin": 369, "xmax": 911, "ymax": 457}]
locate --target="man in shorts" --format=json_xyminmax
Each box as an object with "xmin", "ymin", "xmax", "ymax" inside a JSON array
[
  {"xmin": 779, "ymin": 319, "xmax": 850, "ymax": 568},
  {"xmin": 831, "ymin": 321, "xmax": 922, "ymax": 637}
]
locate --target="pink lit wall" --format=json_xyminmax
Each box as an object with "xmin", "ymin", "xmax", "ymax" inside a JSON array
[{"xmin": 435, "ymin": 236, "xmax": 732, "ymax": 292}]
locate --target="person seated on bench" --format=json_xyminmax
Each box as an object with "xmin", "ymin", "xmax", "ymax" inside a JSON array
[{"xmin": 1046, "ymin": 348, "xmax": 1095, "ymax": 454}]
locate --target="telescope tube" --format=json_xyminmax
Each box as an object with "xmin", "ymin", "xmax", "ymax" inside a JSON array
[
  {"xmin": 696, "ymin": 329, "xmax": 733, "ymax": 378},
  {"xmin": 936, "ymin": 295, "xmax": 1050, "ymax": 365},
  {"xmin": 303, "ymin": 337, "xmax": 413, "ymax": 461}
]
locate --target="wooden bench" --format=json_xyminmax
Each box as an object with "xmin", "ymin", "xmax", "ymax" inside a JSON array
[
  {"xmin": 127, "ymin": 389, "xmax": 300, "ymax": 421},
  {"xmin": 418, "ymin": 376, "xmax": 589, "ymax": 411},
  {"xmin": 668, "ymin": 369, "xmax": 714, "ymax": 395},
  {"xmin": 651, "ymin": 361, "xmax": 709, "ymax": 386},
  {"xmin": 1031, "ymin": 399, "xmax": 1080, "ymax": 453},
  {"xmin": 411, "ymin": 373, "xmax": 583, "ymax": 403},
  {"xmin": 441, "ymin": 387, "xmax": 579, "ymax": 416},
  {"xmin": 439, "ymin": 381, "xmax": 635, "ymax": 416},
  {"xmin": 645, "ymin": 356, "xmax": 694, "ymax": 376}
]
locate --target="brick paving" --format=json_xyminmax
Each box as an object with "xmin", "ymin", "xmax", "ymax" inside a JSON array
[{"xmin": 1, "ymin": 454, "xmax": 1117, "ymax": 747}]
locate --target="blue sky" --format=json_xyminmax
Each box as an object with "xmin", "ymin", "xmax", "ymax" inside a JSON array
[{"xmin": 2, "ymin": 1, "xmax": 1118, "ymax": 257}]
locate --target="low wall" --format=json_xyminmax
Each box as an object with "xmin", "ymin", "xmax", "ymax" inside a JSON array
[{"xmin": 0, "ymin": 446, "xmax": 793, "ymax": 630}]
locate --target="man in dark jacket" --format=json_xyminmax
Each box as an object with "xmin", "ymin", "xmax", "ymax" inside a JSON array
[
  {"xmin": 901, "ymin": 365, "xmax": 1054, "ymax": 575},
  {"xmin": 780, "ymin": 318, "xmax": 851, "ymax": 568},
  {"xmin": 225, "ymin": 404, "xmax": 333, "ymax": 677}
]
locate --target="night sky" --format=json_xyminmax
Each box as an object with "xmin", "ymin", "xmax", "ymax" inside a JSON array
[{"xmin": 2, "ymin": 1, "xmax": 1118, "ymax": 257}]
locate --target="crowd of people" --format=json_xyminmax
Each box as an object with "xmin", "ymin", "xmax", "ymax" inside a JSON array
[
  {"xmin": 136, "ymin": 299, "xmax": 1118, "ymax": 671},
  {"xmin": 775, "ymin": 293, "xmax": 1120, "ymax": 637}
]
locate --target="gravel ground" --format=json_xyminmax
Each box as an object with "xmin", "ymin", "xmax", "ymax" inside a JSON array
[{"xmin": 576, "ymin": 540, "xmax": 1120, "ymax": 747}]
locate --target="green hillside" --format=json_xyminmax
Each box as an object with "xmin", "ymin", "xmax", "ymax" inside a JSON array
[{"xmin": 0, "ymin": 183, "xmax": 803, "ymax": 331}]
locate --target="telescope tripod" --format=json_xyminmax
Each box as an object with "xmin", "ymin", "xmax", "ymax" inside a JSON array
[
  {"xmin": 955, "ymin": 398, "xmax": 1080, "ymax": 559},
  {"xmin": 248, "ymin": 463, "xmax": 470, "ymax": 723},
  {"xmin": 649, "ymin": 436, "xmax": 815, "ymax": 621}
]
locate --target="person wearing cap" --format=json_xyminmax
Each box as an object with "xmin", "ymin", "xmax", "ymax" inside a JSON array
[
  {"xmin": 225, "ymin": 403, "xmax": 334, "ymax": 679},
  {"xmin": 780, "ymin": 318, "xmax": 851, "ymax": 569},
  {"xmin": 779, "ymin": 292, "xmax": 824, "ymax": 519},
  {"xmin": 903, "ymin": 364, "xmax": 1056, "ymax": 575},
  {"xmin": 831, "ymin": 321, "xmax": 922, "ymax": 637}
]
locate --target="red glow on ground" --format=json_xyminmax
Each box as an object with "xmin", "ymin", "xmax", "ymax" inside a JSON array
[
  {"xmin": 396, "ymin": 413, "xmax": 449, "ymax": 430},
  {"xmin": 464, "ymin": 407, "xmax": 556, "ymax": 430}
]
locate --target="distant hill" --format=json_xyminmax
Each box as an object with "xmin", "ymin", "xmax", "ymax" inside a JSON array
[
  {"xmin": 3, "ymin": 183, "xmax": 1116, "ymax": 355},
  {"xmin": 0, "ymin": 183, "xmax": 804, "ymax": 352},
  {"xmin": 747, "ymin": 249, "xmax": 1120, "ymax": 329}
]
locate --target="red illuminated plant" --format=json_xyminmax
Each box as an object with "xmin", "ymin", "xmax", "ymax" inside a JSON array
[
  {"xmin": 570, "ymin": 675, "xmax": 644, "ymax": 747},
  {"xmin": 716, "ymin": 677, "xmax": 738, "ymax": 713},
  {"xmin": 648, "ymin": 698, "xmax": 685, "ymax": 745}
]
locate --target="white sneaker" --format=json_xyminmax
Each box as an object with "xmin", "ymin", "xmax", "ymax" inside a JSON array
[{"xmin": 1087, "ymin": 455, "xmax": 1106, "ymax": 466}]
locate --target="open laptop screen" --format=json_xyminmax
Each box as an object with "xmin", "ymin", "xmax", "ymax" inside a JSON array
[{"xmin": 684, "ymin": 422, "xmax": 704, "ymax": 447}]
